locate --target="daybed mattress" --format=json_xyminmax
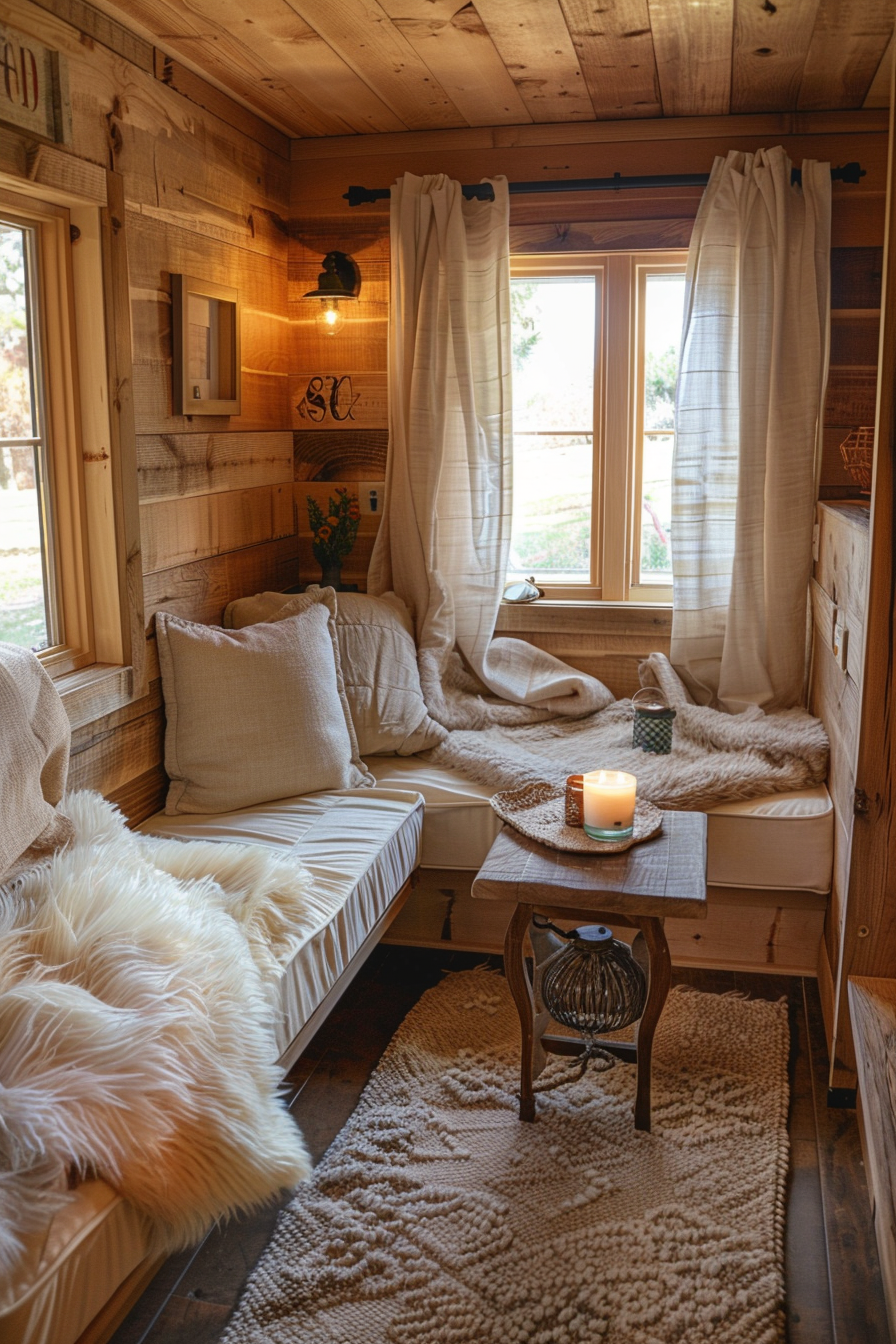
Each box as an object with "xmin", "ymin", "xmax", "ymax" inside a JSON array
[
  {"xmin": 3, "ymin": 788, "xmax": 423, "ymax": 1344},
  {"xmin": 363, "ymin": 757, "xmax": 834, "ymax": 893},
  {"xmin": 139, "ymin": 788, "xmax": 424, "ymax": 1055},
  {"xmin": 0, "ymin": 1182, "xmax": 153, "ymax": 1344}
]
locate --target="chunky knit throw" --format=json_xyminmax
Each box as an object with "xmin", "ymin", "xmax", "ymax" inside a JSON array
[
  {"xmin": 428, "ymin": 655, "xmax": 828, "ymax": 813},
  {"xmin": 224, "ymin": 969, "xmax": 789, "ymax": 1344}
]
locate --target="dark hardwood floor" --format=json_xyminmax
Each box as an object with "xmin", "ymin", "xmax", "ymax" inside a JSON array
[{"xmin": 108, "ymin": 949, "xmax": 889, "ymax": 1344}]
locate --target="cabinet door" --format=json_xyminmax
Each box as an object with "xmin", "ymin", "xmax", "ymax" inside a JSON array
[{"xmin": 830, "ymin": 118, "xmax": 896, "ymax": 1099}]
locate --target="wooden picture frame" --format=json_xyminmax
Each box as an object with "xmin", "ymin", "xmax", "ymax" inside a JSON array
[{"xmin": 171, "ymin": 274, "xmax": 241, "ymax": 416}]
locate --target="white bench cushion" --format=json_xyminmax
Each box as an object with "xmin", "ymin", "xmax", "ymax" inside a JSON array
[
  {"xmin": 363, "ymin": 757, "xmax": 833, "ymax": 893},
  {"xmin": 140, "ymin": 788, "xmax": 424, "ymax": 1053},
  {"xmin": 0, "ymin": 1181, "xmax": 151, "ymax": 1344}
]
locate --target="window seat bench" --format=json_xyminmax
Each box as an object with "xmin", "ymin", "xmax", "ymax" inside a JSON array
[{"xmin": 365, "ymin": 756, "xmax": 833, "ymax": 977}]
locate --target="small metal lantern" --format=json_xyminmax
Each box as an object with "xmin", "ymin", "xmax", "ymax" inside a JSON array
[
  {"xmin": 538, "ymin": 921, "xmax": 647, "ymax": 1042},
  {"xmin": 632, "ymin": 687, "xmax": 676, "ymax": 755}
]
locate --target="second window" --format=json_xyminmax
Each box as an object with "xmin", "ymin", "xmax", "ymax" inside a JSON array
[{"xmin": 510, "ymin": 251, "xmax": 686, "ymax": 603}]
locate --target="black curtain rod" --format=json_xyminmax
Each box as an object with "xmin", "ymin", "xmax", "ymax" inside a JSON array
[{"xmin": 344, "ymin": 163, "xmax": 865, "ymax": 207}]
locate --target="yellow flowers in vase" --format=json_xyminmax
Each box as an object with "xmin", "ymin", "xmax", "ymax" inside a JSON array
[{"xmin": 306, "ymin": 487, "xmax": 361, "ymax": 589}]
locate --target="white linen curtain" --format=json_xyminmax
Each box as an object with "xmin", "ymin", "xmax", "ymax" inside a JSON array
[
  {"xmin": 670, "ymin": 147, "xmax": 831, "ymax": 712},
  {"xmin": 368, "ymin": 172, "xmax": 610, "ymax": 728}
]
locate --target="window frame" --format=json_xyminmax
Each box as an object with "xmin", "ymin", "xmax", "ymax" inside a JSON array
[
  {"xmin": 1, "ymin": 189, "xmax": 94, "ymax": 673},
  {"xmin": 0, "ymin": 154, "xmax": 145, "ymax": 725},
  {"xmin": 509, "ymin": 249, "xmax": 687, "ymax": 606}
]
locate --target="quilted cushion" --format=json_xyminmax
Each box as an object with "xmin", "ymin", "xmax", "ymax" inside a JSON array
[{"xmin": 223, "ymin": 590, "xmax": 446, "ymax": 756}]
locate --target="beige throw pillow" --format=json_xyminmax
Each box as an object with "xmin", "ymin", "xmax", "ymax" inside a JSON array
[
  {"xmin": 223, "ymin": 589, "xmax": 446, "ymax": 756},
  {"xmin": 156, "ymin": 590, "xmax": 372, "ymax": 815}
]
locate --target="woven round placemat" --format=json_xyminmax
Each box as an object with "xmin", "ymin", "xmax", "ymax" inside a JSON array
[{"xmin": 490, "ymin": 782, "xmax": 663, "ymax": 854}]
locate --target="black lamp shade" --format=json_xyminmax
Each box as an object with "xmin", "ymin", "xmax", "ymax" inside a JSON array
[{"xmin": 303, "ymin": 251, "xmax": 361, "ymax": 301}]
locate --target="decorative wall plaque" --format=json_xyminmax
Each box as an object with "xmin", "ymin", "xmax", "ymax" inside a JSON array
[
  {"xmin": 290, "ymin": 372, "xmax": 386, "ymax": 430},
  {"xmin": 296, "ymin": 374, "xmax": 361, "ymax": 423},
  {"xmin": 0, "ymin": 22, "xmax": 71, "ymax": 145}
]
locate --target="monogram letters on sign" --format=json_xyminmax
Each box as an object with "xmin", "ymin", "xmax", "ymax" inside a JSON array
[
  {"xmin": 296, "ymin": 375, "xmax": 362, "ymax": 424},
  {"xmin": 0, "ymin": 23, "xmax": 70, "ymax": 144}
]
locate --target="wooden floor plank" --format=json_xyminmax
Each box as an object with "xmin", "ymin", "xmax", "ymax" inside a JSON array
[
  {"xmin": 787, "ymin": 985, "xmax": 835, "ymax": 1344},
  {"xmin": 803, "ymin": 977, "xmax": 890, "ymax": 1343}
]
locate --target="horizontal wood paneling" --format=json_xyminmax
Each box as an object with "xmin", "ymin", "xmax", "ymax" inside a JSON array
[
  {"xmin": 387, "ymin": 872, "xmax": 825, "ymax": 974},
  {"xmin": 140, "ymin": 484, "xmax": 295, "ymax": 574},
  {"xmin": 664, "ymin": 901, "xmax": 826, "ymax": 976},
  {"xmin": 3, "ymin": 0, "xmax": 295, "ymax": 810},
  {"xmin": 133, "ymin": 366, "xmax": 289, "ymax": 436},
  {"xmin": 107, "ymin": 763, "xmax": 168, "ymax": 825},
  {"xmin": 510, "ymin": 218, "xmax": 695, "ymax": 253},
  {"xmin": 291, "ymin": 110, "xmax": 890, "ymax": 158},
  {"xmin": 137, "ymin": 431, "xmax": 294, "ymax": 502},
  {"xmin": 294, "ymin": 429, "xmax": 389, "ymax": 481},
  {"xmin": 152, "ymin": 52, "xmax": 291, "ymax": 158},
  {"xmin": 496, "ymin": 602, "xmax": 672, "ymax": 699},
  {"xmin": 68, "ymin": 702, "xmax": 166, "ymax": 795},
  {"xmin": 831, "ymin": 247, "xmax": 884, "ymax": 309},
  {"xmin": 143, "ymin": 535, "xmax": 300, "ymax": 626}
]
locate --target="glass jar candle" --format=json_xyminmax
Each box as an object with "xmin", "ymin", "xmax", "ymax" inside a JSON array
[{"xmin": 582, "ymin": 770, "xmax": 637, "ymax": 842}]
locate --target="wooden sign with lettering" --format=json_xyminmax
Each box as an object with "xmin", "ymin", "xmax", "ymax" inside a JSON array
[
  {"xmin": 0, "ymin": 23, "xmax": 71, "ymax": 145},
  {"xmin": 290, "ymin": 372, "xmax": 387, "ymax": 430}
]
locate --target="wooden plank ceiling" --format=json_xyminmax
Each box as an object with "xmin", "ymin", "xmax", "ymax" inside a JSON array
[{"xmin": 91, "ymin": 0, "xmax": 894, "ymax": 138}]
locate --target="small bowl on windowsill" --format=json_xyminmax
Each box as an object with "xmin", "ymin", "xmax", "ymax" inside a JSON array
[{"xmin": 502, "ymin": 576, "xmax": 545, "ymax": 604}]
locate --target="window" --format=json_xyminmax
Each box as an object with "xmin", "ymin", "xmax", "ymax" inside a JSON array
[
  {"xmin": 0, "ymin": 194, "xmax": 91, "ymax": 669},
  {"xmin": 510, "ymin": 252, "xmax": 687, "ymax": 603},
  {"xmin": 0, "ymin": 172, "xmax": 142, "ymax": 711}
]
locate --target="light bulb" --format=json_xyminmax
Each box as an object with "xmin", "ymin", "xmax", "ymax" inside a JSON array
[{"xmin": 317, "ymin": 299, "xmax": 344, "ymax": 335}]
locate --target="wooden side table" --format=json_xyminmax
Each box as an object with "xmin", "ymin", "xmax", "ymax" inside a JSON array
[{"xmin": 471, "ymin": 812, "xmax": 707, "ymax": 1131}]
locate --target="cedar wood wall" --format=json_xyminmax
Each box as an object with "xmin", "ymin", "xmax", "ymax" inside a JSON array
[
  {"xmin": 2, "ymin": 0, "xmax": 297, "ymax": 819},
  {"xmin": 2, "ymin": 0, "xmax": 889, "ymax": 822}
]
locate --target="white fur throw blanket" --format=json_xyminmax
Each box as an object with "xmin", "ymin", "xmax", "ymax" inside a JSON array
[
  {"xmin": 430, "ymin": 656, "xmax": 829, "ymax": 811},
  {"xmin": 0, "ymin": 792, "xmax": 315, "ymax": 1278}
]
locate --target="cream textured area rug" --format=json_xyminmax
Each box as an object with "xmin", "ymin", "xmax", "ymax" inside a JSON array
[{"xmin": 224, "ymin": 970, "xmax": 790, "ymax": 1344}]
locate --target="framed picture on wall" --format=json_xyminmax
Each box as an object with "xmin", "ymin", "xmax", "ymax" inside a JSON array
[{"xmin": 171, "ymin": 274, "xmax": 241, "ymax": 416}]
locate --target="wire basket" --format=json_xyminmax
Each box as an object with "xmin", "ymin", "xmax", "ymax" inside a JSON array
[{"xmin": 839, "ymin": 427, "xmax": 874, "ymax": 493}]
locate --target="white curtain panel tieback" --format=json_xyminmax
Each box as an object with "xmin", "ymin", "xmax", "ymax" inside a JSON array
[
  {"xmin": 368, "ymin": 172, "xmax": 611, "ymax": 729},
  {"xmin": 670, "ymin": 146, "xmax": 831, "ymax": 713}
]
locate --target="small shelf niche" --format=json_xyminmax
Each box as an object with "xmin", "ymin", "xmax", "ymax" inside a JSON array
[{"xmin": 171, "ymin": 274, "xmax": 241, "ymax": 416}]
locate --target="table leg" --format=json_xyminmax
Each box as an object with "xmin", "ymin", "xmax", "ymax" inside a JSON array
[
  {"xmin": 633, "ymin": 915, "xmax": 671, "ymax": 1132},
  {"xmin": 503, "ymin": 902, "xmax": 536, "ymax": 1121}
]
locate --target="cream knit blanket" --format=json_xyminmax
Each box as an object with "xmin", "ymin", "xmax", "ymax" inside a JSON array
[
  {"xmin": 429, "ymin": 656, "xmax": 828, "ymax": 811},
  {"xmin": 0, "ymin": 643, "xmax": 74, "ymax": 884}
]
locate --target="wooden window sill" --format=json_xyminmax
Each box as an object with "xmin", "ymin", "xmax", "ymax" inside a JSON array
[
  {"xmin": 496, "ymin": 600, "xmax": 673, "ymax": 634},
  {"xmin": 58, "ymin": 664, "xmax": 138, "ymax": 731}
]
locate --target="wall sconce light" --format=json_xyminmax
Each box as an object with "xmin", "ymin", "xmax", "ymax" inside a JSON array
[{"xmin": 303, "ymin": 250, "xmax": 361, "ymax": 335}]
